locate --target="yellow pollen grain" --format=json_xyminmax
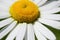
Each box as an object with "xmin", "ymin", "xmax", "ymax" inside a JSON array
[{"xmin": 10, "ymin": 1, "xmax": 40, "ymax": 23}]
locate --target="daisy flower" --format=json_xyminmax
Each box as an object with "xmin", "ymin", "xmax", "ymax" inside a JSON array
[{"xmin": 0, "ymin": 0, "xmax": 60, "ymax": 40}]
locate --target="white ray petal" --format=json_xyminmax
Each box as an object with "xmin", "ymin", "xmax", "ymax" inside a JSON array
[
  {"xmin": 33, "ymin": 24, "xmax": 47, "ymax": 40},
  {"xmin": 0, "ymin": 18, "xmax": 14, "ymax": 28},
  {"xmin": 38, "ymin": 0, "xmax": 47, "ymax": 6},
  {"xmin": 41, "ymin": 14, "xmax": 60, "ymax": 20},
  {"xmin": 40, "ymin": 8, "xmax": 60, "ymax": 14},
  {"xmin": 0, "ymin": 12, "xmax": 11, "ymax": 19},
  {"xmin": 38, "ymin": 18, "xmax": 60, "ymax": 29},
  {"xmin": 0, "ymin": 3, "xmax": 11, "ymax": 19},
  {"xmin": 24, "ymin": 31, "xmax": 27, "ymax": 40},
  {"xmin": 0, "ymin": 21, "xmax": 17, "ymax": 39},
  {"xmin": 31, "ymin": 0, "xmax": 47, "ymax": 6},
  {"xmin": 30, "ymin": 0, "xmax": 41, "ymax": 5},
  {"xmin": 34, "ymin": 22, "xmax": 56, "ymax": 40},
  {"xmin": 0, "ymin": 3, "xmax": 10, "ymax": 11},
  {"xmin": 1, "ymin": 0, "xmax": 17, "ymax": 6},
  {"xmin": 0, "ymin": 0, "xmax": 17, "ymax": 14},
  {"xmin": 40, "ymin": 1, "xmax": 60, "ymax": 11},
  {"xmin": 27, "ymin": 24, "xmax": 35, "ymax": 40},
  {"xmin": 6, "ymin": 23, "xmax": 26, "ymax": 40},
  {"xmin": 16, "ymin": 23, "xmax": 27, "ymax": 40}
]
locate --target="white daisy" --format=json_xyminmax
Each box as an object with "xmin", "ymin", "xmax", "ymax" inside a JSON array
[{"xmin": 0, "ymin": 0, "xmax": 60, "ymax": 40}]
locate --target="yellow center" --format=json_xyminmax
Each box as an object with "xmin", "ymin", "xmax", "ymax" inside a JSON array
[{"xmin": 10, "ymin": 1, "xmax": 40, "ymax": 23}]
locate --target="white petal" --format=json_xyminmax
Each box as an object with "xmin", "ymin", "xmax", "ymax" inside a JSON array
[
  {"xmin": 31, "ymin": 0, "xmax": 41, "ymax": 4},
  {"xmin": 38, "ymin": 18, "xmax": 60, "ymax": 29},
  {"xmin": 34, "ymin": 22, "xmax": 56, "ymax": 40},
  {"xmin": 1, "ymin": 0, "xmax": 17, "ymax": 6},
  {"xmin": 0, "ymin": 0, "xmax": 17, "ymax": 14},
  {"xmin": 0, "ymin": 3, "xmax": 10, "ymax": 19},
  {"xmin": 38, "ymin": 0, "xmax": 47, "ymax": 6},
  {"xmin": 40, "ymin": 1, "xmax": 60, "ymax": 11},
  {"xmin": 27, "ymin": 24, "xmax": 35, "ymax": 40},
  {"xmin": 0, "ymin": 12, "xmax": 11, "ymax": 19},
  {"xmin": 16, "ymin": 23, "xmax": 27, "ymax": 40},
  {"xmin": 24, "ymin": 31, "xmax": 27, "ymax": 40},
  {"xmin": 0, "ymin": 3, "xmax": 9, "ymax": 11},
  {"xmin": 0, "ymin": 18, "xmax": 14, "ymax": 28},
  {"xmin": 6, "ymin": 23, "xmax": 26, "ymax": 40},
  {"xmin": 0, "ymin": 21, "xmax": 17, "ymax": 39},
  {"xmin": 33, "ymin": 24, "xmax": 47, "ymax": 40},
  {"xmin": 40, "ymin": 7, "xmax": 60, "ymax": 14},
  {"xmin": 31, "ymin": 0, "xmax": 47, "ymax": 6},
  {"xmin": 41, "ymin": 14, "xmax": 60, "ymax": 20}
]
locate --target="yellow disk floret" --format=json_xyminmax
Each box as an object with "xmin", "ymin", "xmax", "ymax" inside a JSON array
[{"xmin": 10, "ymin": 1, "xmax": 40, "ymax": 23}]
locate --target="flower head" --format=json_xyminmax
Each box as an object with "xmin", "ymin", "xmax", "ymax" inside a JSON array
[{"xmin": 0, "ymin": 0, "xmax": 60, "ymax": 40}]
